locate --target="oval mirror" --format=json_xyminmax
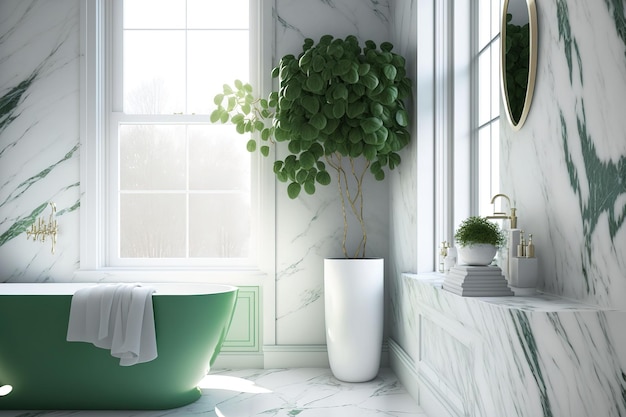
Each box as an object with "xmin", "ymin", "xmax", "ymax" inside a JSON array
[{"xmin": 500, "ymin": 0, "xmax": 538, "ymax": 130}]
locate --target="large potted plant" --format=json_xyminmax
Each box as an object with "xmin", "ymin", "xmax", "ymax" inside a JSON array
[
  {"xmin": 454, "ymin": 216, "xmax": 506, "ymax": 266},
  {"xmin": 211, "ymin": 35, "xmax": 412, "ymax": 382}
]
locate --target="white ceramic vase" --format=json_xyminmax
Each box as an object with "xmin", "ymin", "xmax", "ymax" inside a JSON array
[
  {"xmin": 324, "ymin": 258, "xmax": 384, "ymax": 382},
  {"xmin": 457, "ymin": 243, "xmax": 497, "ymax": 266}
]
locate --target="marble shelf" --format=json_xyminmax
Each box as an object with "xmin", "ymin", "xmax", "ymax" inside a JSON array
[
  {"xmin": 401, "ymin": 272, "xmax": 626, "ymax": 417},
  {"xmin": 411, "ymin": 272, "xmax": 608, "ymax": 312}
]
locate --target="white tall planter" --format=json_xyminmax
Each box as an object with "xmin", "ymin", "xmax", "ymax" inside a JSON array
[{"xmin": 324, "ymin": 258, "xmax": 384, "ymax": 382}]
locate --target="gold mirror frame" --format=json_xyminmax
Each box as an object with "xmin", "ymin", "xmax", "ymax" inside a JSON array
[{"xmin": 500, "ymin": 0, "xmax": 538, "ymax": 130}]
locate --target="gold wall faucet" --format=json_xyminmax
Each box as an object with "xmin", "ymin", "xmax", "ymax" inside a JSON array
[
  {"xmin": 486, "ymin": 193, "xmax": 518, "ymax": 228},
  {"xmin": 26, "ymin": 202, "xmax": 58, "ymax": 254}
]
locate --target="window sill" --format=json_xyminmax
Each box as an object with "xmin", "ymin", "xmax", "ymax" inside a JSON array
[{"xmin": 72, "ymin": 267, "xmax": 268, "ymax": 285}]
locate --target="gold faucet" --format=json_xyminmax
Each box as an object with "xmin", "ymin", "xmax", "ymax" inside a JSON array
[
  {"xmin": 486, "ymin": 193, "xmax": 517, "ymax": 228},
  {"xmin": 26, "ymin": 202, "xmax": 58, "ymax": 254}
]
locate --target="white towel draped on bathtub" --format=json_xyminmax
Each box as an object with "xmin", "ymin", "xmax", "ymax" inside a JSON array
[{"xmin": 66, "ymin": 283, "xmax": 157, "ymax": 366}]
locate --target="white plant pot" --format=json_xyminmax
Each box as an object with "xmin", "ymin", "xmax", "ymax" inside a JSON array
[
  {"xmin": 324, "ymin": 258, "xmax": 384, "ymax": 382},
  {"xmin": 457, "ymin": 243, "xmax": 498, "ymax": 266}
]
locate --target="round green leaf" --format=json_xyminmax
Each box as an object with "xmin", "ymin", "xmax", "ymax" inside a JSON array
[
  {"xmin": 311, "ymin": 55, "xmax": 326, "ymax": 72},
  {"xmin": 364, "ymin": 144, "xmax": 378, "ymax": 161},
  {"xmin": 301, "ymin": 123, "xmax": 318, "ymax": 141},
  {"xmin": 358, "ymin": 63, "xmax": 371, "ymax": 76},
  {"xmin": 379, "ymin": 86, "xmax": 398, "ymax": 105},
  {"xmin": 210, "ymin": 109, "xmax": 223, "ymax": 123},
  {"xmin": 332, "ymin": 83, "xmax": 349, "ymax": 101},
  {"xmin": 300, "ymin": 151, "xmax": 316, "ymax": 170},
  {"xmin": 246, "ymin": 139, "xmax": 256, "ymax": 152},
  {"xmin": 360, "ymin": 117, "xmax": 383, "ymax": 134},
  {"xmin": 389, "ymin": 152, "xmax": 401, "ymax": 169},
  {"xmin": 288, "ymin": 140, "xmax": 301, "ymax": 154},
  {"xmin": 383, "ymin": 64, "xmax": 398, "ymax": 81},
  {"xmin": 361, "ymin": 72, "xmax": 379, "ymax": 90},
  {"xmin": 283, "ymin": 83, "xmax": 302, "ymax": 101},
  {"xmin": 346, "ymin": 101, "xmax": 366, "ymax": 118},
  {"xmin": 309, "ymin": 113, "xmax": 327, "ymax": 130},
  {"xmin": 305, "ymin": 73, "xmax": 325, "ymax": 93},
  {"xmin": 316, "ymin": 170, "xmax": 332, "ymax": 185},
  {"xmin": 287, "ymin": 182, "xmax": 301, "ymax": 199},
  {"xmin": 348, "ymin": 128, "xmax": 363, "ymax": 144},
  {"xmin": 275, "ymin": 126, "xmax": 290, "ymax": 142},
  {"xmin": 231, "ymin": 114, "xmax": 244, "ymax": 124},
  {"xmin": 296, "ymin": 169, "xmax": 308, "ymax": 184},
  {"xmin": 341, "ymin": 68, "xmax": 359, "ymax": 84},
  {"xmin": 370, "ymin": 102, "xmax": 383, "ymax": 117},
  {"xmin": 332, "ymin": 101, "xmax": 346, "ymax": 118},
  {"xmin": 304, "ymin": 181, "xmax": 316, "ymax": 195},
  {"xmin": 301, "ymin": 95, "xmax": 320, "ymax": 114},
  {"xmin": 395, "ymin": 109, "xmax": 409, "ymax": 127}
]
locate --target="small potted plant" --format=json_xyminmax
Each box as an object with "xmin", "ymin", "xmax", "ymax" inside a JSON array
[{"xmin": 454, "ymin": 216, "xmax": 505, "ymax": 266}]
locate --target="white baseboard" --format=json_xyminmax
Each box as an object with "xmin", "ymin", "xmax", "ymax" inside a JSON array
[
  {"xmin": 263, "ymin": 344, "xmax": 331, "ymax": 368},
  {"xmin": 214, "ymin": 343, "xmax": 390, "ymax": 369},
  {"xmin": 388, "ymin": 338, "xmax": 419, "ymax": 403},
  {"xmin": 212, "ymin": 352, "xmax": 264, "ymax": 369},
  {"xmin": 388, "ymin": 337, "xmax": 463, "ymax": 417},
  {"xmin": 264, "ymin": 343, "xmax": 390, "ymax": 369}
]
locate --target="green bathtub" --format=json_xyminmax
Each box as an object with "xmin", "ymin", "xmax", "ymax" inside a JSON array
[{"xmin": 0, "ymin": 282, "xmax": 238, "ymax": 410}]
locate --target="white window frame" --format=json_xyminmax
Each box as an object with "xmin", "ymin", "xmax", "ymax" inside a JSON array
[
  {"xmin": 422, "ymin": 0, "xmax": 472, "ymax": 271},
  {"xmin": 418, "ymin": 0, "xmax": 500, "ymax": 271},
  {"xmin": 78, "ymin": 0, "xmax": 275, "ymax": 276}
]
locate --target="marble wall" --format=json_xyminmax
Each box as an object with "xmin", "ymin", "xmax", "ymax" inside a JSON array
[
  {"xmin": 0, "ymin": 0, "xmax": 81, "ymax": 280},
  {"xmin": 272, "ymin": 0, "xmax": 393, "ymax": 346},
  {"xmin": 499, "ymin": 0, "xmax": 626, "ymax": 310},
  {"xmin": 386, "ymin": 1, "xmax": 626, "ymax": 416},
  {"xmin": 0, "ymin": 0, "xmax": 395, "ymax": 352}
]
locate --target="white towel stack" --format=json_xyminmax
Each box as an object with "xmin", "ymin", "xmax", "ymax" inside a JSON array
[{"xmin": 66, "ymin": 283, "xmax": 157, "ymax": 366}]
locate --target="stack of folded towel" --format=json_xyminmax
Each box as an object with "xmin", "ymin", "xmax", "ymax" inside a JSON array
[{"xmin": 66, "ymin": 283, "xmax": 157, "ymax": 366}]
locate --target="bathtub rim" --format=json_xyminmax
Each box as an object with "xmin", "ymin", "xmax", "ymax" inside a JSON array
[{"xmin": 0, "ymin": 282, "xmax": 238, "ymax": 296}]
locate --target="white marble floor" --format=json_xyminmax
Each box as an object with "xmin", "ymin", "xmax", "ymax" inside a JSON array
[{"xmin": 0, "ymin": 368, "xmax": 426, "ymax": 417}]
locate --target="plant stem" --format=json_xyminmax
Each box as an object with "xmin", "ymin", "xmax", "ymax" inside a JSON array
[{"xmin": 326, "ymin": 153, "xmax": 369, "ymax": 258}]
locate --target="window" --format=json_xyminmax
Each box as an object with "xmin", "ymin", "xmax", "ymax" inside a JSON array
[
  {"xmin": 80, "ymin": 0, "xmax": 271, "ymax": 270},
  {"xmin": 475, "ymin": 0, "xmax": 501, "ymax": 216}
]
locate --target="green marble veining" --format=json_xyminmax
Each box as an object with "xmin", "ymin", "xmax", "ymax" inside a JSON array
[
  {"xmin": 510, "ymin": 310, "xmax": 553, "ymax": 417},
  {"xmin": 556, "ymin": 0, "xmax": 583, "ymax": 85},
  {"xmin": 0, "ymin": 71, "xmax": 38, "ymax": 138},
  {"xmin": 1, "ymin": 143, "xmax": 79, "ymax": 207},
  {"xmin": 560, "ymin": 102, "xmax": 626, "ymax": 291},
  {"xmin": 557, "ymin": 0, "xmax": 626, "ymax": 295},
  {"xmin": 605, "ymin": 0, "xmax": 626, "ymax": 58},
  {"xmin": 0, "ymin": 201, "xmax": 48, "ymax": 247}
]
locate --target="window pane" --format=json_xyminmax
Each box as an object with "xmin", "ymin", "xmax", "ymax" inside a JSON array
[
  {"xmin": 189, "ymin": 194, "xmax": 250, "ymax": 258},
  {"xmin": 120, "ymin": 194, "xmax": 186, "ymax": 258},
  {"xmin": 119, "ymin": 124, "xmax": 186, "ymax": 190},
  {"xmin": 478, "ymin": 0, "xmax": 491, "ymax": 48},
  {"xmin": 491, "ymin": 119, "xmax": 500, "ymax": 197},
  {"xmin": 478, "ymin": 125, "xmax": 494, "ymax": 217},
  {"xmin": 492, "ymin": 0, "xmax": 502, "ymax": 40},
  {"xmin": 124, "ymin": 0, "xmax": 185, "ymax": 29},
  {"xmin": 478, "ymin": 50, "xmax": 491, "ymax": 125},
  {"xmin": 124, "ymin": 30, "xmax": 186, "ymax": 114},
  {"xmin": 491, "ymin": 38, "xmax": 500, "ymax": 120},
  {"xmin": 187, "ymin": 30, "xmax": 249, "ymax": 114},
  {"xmin": 187, "ymin": 0, "xmax": 249, "ymax": 29},
  {"xmin": 188, "ymin": 125, "xmax": 250, "ymax": 191},
  {"xmin": 115, "ymin": 0, "xmax": 253, "ymax": 264}
]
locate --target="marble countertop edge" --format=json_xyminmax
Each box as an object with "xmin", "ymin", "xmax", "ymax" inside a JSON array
[{"xmin": 402, "ymin": 272, "xmax": 620, "ymax": 313}]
